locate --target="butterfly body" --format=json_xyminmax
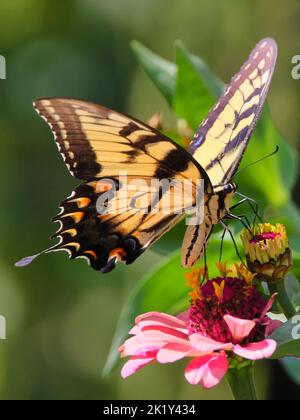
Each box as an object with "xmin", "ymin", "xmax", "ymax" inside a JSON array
[{"xmin": 16, "ymin": 38, "xmax": 277, "ymax": 273}]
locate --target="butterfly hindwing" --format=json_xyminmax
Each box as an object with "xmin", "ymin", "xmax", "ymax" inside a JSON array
[
  {"xmin": 189, "ymin": 38, "xmax": 277, "ymax": 187},
  {"xmin": 50, "ymin": 177, "xmax": 187, "ymax": 272},
  {"xmin": 181, "ymin": 217, "xmax": 213, "ymax": 268}
]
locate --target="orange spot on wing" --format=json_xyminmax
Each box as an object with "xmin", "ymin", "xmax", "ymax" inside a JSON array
[
  {"xmin": 87, "ymin": 180, "xmax": 114, "ymax": 193},
  {"xmin": 69, "ymin": 197, "xmax": 91, "ymax": 208},
  {"xmin": 62, "ymin": 212, "xmax": 85, "ymax": 223},
  {"xmin": 109, "ymin": 248, "xmax": 127, "ymax": 260},
  {"xmin": 64, "ymin": 242, "xmax": 80, "ymax": 251},
  {"xmin": 84, "ymin": 250, "xmax": 97, "ymax": 260},
  {"xmin": 61, "ymin": 228, "xmax": 77, "ymax": 237}
]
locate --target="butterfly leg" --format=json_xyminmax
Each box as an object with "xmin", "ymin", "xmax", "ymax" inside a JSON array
[
  {"xmin": 203, "ymin": 246, "xmax": 208, "ymax": 285},
  {"xmin": 232, "ymin": 193, "xmax": 263, "ymax": 228},
  {"xmin": 226, "ymin": 212, "xmax": 252, "ymax": 234},
  {"xmin": 220, "ymin": 220, "xmax": 247, "ymax": 267},
  {"xmin": 219, "ymin": 221, "xmax": 228, "ymax": 262}
]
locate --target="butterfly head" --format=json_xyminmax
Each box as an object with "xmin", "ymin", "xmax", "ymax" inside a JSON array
[
  {"xmin": 223, "ymin": 182, "xmax": 237, "ymax": 210},
  {"xmin": 223, "ymin": 182, "xmax": 237, "ymax": 195},
  {"xmin": 213, "ymin": 182, "xmax": 237, "ymax": 195},
  {"xmin": 212, "ymin": 182, "xmax": 237, "ymax": 216}
]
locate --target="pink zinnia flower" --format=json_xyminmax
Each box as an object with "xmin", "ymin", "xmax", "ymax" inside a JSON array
[{"xmin": 119, "ymin": 264, "xmax": 280, "ymax": 389}]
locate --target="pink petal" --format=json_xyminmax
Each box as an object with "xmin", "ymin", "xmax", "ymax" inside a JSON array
[
  {"xmin": 129, "ymin": 325, "xmax": 141, "ymax": 335},
  {"xmin": 121, "ymin": 354, "xmax": 156, "ymax": 378},
  {"xmin": 234, "ymin": 339, "xmax": 277, "ymax": 360},
  {"xmin": 260, "ymin": 293, "xmax": 277, "ymax": 321},
  {"xmin": 157, "ymin": 343, "xmax": 193, "ymax": 363},
  {"xmin": 121, "ymin": 324, "xmax": 190, "ymax": 357},
  {"xmin": 224, "ymin": 315, "xmax": 256, "ymax": 343},
  {"xmin": 135, "ymin": 312, "xmax": 187, "ymax": 332},
  {"xmin": 120, "ymin": 335, "xmax": 165, "ymax": 357},
  {"xmin": 177, "ymin": 310, "xmax": 189, "ymax": 323},
  {"xmin": 141, "ymin": 324, "xmax": 188, "ymax": 338},
  {"xmin": 265, "ymin": 319, "xmax": 283, "ymax": 337},
  {"xmin": 189, "ymin": 333, "xmax": 233, "ymax": 353},
  {"xmin": 184, "ymin": 352, "xmax": 229, "ymax": 389}
]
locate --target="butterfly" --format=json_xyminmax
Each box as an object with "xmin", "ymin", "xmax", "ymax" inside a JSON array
[{"xmin": 16, "ymin": 38, "xmax": 277, "ymax": 273}]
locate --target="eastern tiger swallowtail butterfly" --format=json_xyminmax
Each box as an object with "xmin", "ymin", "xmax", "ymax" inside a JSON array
[{"xmin": 16, "ymin": 38, "xmax": 277, "ymax": 273}]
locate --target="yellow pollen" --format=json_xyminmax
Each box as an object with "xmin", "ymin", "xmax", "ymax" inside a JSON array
[
  {"xmin": 216, "ymin": 261, "xmax": 232, "ymax": 277},
  {"xmin": 185, "ymin": 268, "xmax": 207, "ymax": 304},
  {"xmin": 233, "ymin": 263, "xmax": 255, "ymax": 286},
  {"xmin": 213, "ymin": 280, "xmax": 225, "ymax": 302}
]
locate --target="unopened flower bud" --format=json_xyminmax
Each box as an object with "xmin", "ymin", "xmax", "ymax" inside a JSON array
[{"xmin": 241, "ymin": 223, "xmax": 292, "ymax": 283}]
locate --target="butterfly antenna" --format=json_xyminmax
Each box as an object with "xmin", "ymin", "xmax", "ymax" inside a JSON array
[{"xmin": 235, "ymin": 145, "xmax": 279, "ymax": 177}]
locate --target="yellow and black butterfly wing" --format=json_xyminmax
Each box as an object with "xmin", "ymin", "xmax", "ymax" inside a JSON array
[
  {"xmin": 34, "ymin": 97, "xmax": 203, "ymax": 181},
  {"xmin": 50, "ymin": 176, "xmax": 194, "ymax": 272},
  {"xmin": 189, "ymin": 38, "xmax": 277, "ymax": 187},
  {"xmin": 181, "ymin": 217, "xmax": 213, "ymax": 268},
  {"xmin": 181, "ymin": 38, "xmax": 277, "ymax": 268},
  {"xmin": 16, "ymin": 98, "xmax": 212, "ymax": 272}
]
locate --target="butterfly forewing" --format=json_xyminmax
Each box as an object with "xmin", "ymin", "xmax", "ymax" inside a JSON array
[
  {"xmin": 189, "ymin": 38, "xmax": 277, "ymax": 187},
  {"xmin": 34, "ymin": 98, "xmax": 205, "ymax": 183}
]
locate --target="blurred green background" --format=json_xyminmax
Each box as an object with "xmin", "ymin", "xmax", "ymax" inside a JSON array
[{"xmin": 0, "ymin": 0, "xmax": 300, "ymax": 400}]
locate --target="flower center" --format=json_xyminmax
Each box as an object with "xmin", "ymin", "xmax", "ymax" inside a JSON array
[
  {"xmin": 249, "ymin": 232, "xmax": 281, "ymax": 245},
  {"xmin": 188, "ymin": 277, "xmax": 267, "ymax": 343}
]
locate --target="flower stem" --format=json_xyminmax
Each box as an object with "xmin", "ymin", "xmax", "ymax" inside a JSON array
[
  {"xmin": 227, "ymin": 365, "xmax": 258, "ymax": 400},
  {"xmin": 268, "ymin": 280, "xmax": 296, "ymax": 319}
]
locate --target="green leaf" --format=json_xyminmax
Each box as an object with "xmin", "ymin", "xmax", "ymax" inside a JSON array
[
  {"xmin": 152, "ymin": 219, "xmax": 185, "ymax": 255},
  {"xmin": 173, "ymin": 41, "xmax": 215, "ymax": 131},
  {"xmin": 189, "ymin": 53, "xmax": 224, "ymax": 97},
  {"xmin": 292, "ymin": 252, "xmax": 300, "ymax": 278},
  {"xmin": 131, "ymin": 40, "xmax": 176, "ymax": 105},
  {"xmin": 285, "ymin": 274, "xmax": 300, "ymax": 311},
  {"xmin": 281, "ymin": 357, "xmax": 300, "ymax": 385},
  {"xmin": 276, "ymin": 202, "xmax": 300, "ymax": 246},
  {"xmin": 235, "ymin": 107, "xmax": 299, "ymax": 209},
  {"xmin": 270, "ymin": 316, "xmax": 300, "ymax": 358}
]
